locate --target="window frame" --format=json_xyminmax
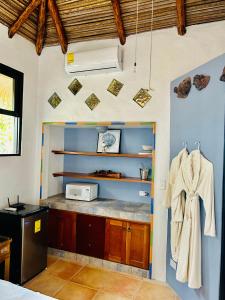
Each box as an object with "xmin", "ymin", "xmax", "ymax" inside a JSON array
[{"xmin": 0, "ymin": 63, "xmax": 24, "ymax": 156}]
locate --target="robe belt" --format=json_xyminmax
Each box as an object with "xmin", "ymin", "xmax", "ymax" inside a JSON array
[{"xmin": 185, "ymin": 193, "xmax": 198, "ymax": 219}]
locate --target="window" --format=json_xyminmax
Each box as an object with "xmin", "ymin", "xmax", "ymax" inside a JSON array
[{"xmin": 0, "ymin": 63, "xmax": 23, "ymax": 156}]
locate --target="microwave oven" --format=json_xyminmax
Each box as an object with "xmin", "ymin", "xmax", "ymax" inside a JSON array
[{"xmin": 65, "ymin": 183, "xmax": 98, "ymax": 201}]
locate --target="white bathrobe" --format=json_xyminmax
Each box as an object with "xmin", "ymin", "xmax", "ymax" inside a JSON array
[
  {"xmin": 173, "ymin": 150, "xmax": 216, "ymax": 289},
  {"xmin": 164, "ymin": 148, "xmax": 188, "ymax": 262}
]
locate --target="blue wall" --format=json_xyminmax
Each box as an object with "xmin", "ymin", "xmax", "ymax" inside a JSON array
[
  {"xmin": 63, "ymin": 127, "xmax": 154, "ymax": 203},
  {"xmin": 168, "ymin": 54, "xmax": 225, "ymax": 299}
]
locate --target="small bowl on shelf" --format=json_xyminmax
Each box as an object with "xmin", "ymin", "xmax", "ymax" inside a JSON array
[{"xmin": 142, "ymin": 145, "xmax": 153, "ymax": 151}]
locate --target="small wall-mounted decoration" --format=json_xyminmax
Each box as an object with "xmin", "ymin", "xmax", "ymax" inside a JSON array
[
  {"xmin": 85, "ymin": 93, "xmax": 100, "ymax": 110},
  {"xmin": 193, "ymin": 74, "xmax": 210, "ymax": 91},
  {"xmin": 133, "ymin": 88, "xmax": 151, "ymax": 108},
  {"xmin": 220, "ymin": 67, "xmax": 225, "ymax": 82},
  {"xmin": 107, "ymin": 79, "xmax": 124, "ymax": 96},
  {"xmin": 174, "ymin": 77, "xmax": 192, "ymax": 98},
  {"xmin": 97, "ymin": 130, "xmax": 121, "ymax": 153},
  {"xmin": 68, "ymin": 78, "xmax": 82, "ymax": 95},
  {"xmin": 48, "ymin": 92, "xmax": 62, "ymax": 109}
]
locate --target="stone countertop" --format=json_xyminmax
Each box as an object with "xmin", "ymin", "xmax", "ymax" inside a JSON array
[{"xmin": 40, "ymin": 194, "xmax": 151, "ymax": 223}]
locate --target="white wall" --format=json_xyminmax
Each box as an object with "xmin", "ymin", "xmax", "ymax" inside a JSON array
[
  {"xmin": 36, "ymin": 20, "xmax": 225, "ymax": 282},
  {"xmin": 1, "ymin": 18, "xmax": 225, "ymax": 284},
  {"xmin": 0, "ymin": 24, "xmax": 39, "ymax": 207}
]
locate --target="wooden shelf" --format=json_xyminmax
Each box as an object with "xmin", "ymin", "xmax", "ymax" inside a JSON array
[
  {"xmin": 53, "ymin": 172, "xmax": 151, "ymax": 184},
  {"xmin": 52, "ymin": 150, "xmax": 152, "ymax": 158}
]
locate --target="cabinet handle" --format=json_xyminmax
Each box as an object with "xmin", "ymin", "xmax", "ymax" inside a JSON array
[{"xmin": 127, "ymin": 227, "xmax": 132, "ymax": 232}]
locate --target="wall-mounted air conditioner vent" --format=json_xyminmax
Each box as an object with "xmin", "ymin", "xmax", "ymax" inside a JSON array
[{"xmin": 65, "ymin": 46, "xmax": 123, "ymax": 75}]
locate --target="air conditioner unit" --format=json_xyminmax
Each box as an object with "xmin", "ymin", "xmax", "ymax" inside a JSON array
[{"xmin": 65, "ymin": 46, "xmax": 123, "ymax": 75}]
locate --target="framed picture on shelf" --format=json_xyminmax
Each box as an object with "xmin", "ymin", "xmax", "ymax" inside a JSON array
[{"xmin": 97, "ymin": 130, "xmax": 121, "ymax": 153}]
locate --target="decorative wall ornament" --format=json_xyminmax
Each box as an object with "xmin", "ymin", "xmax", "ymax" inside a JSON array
[
  {"xmin": 220, "ymin": 67, "xmax": 225, "ymax": 82},
  {"xmin": 133, "ymin": 88, "xmax": 151, "ymax": 108},
  {"xmin": 85, "ymin": 93, "xmax": 100, "ymax": 110},
  {"xmin": 193, "ymin": 74, "xmax": 210, "ymax": 91},
  {"xmin": 107, "ymin": 79, "xmax": 123, "ymax": 96},
  {"xmin": 68, "ymin": 78, "xmax": 82, "ymax": 95},
  {"xmin": 174, "ymin": 77, "xmax": 192, "ymax": 98},
  {"xmin": 97, "ymin": 130, "xmax": 121, "ymax": 153},
  {"xmin": 48, "ymin": 92, "xmax": 62, "ymax": 109}
]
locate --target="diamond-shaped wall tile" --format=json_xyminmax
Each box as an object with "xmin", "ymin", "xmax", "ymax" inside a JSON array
[
  {"xmin": 133, "ymin": 88, "xmax": 151, "ymax": 108},
  {"xmin": 48, "ymin": 92, "xmax": 62, "ymax": 109},
  {"xmin": 68, "ymin": 78, "xmax": 82, "ymax": 95},
  {"xmin": 107, "ymin": 79, "xmax": 124, "ymax": 96},
  {"xmin": 85, "ymin": 93, "xmax": 100, "ymax": 110}
]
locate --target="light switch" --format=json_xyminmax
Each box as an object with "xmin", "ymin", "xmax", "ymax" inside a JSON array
[{"xmin": 160, "ymin": 179, "xmax": 166, "ymax": 190}]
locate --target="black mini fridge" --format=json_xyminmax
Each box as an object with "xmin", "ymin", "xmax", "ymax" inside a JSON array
[{"xmin": 0, "ymin": 205, "xmax": 49, "ymax": 284}]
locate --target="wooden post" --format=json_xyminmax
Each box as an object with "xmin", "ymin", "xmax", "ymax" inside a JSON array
[
  {"xmin": 47, "ymin": 0, "xmax": 68, "ymax": 54},
  {"xmin": 36, "ymin": 0, "xmax": 47, "ymax": 55},
  {"xmin": 176, "ymin": 0, "xmax": 186, "ymax": 35},
  {"xmin": 8, "ymin": 0, "xmax": 41, "ymax": 38},
  {"xmin": 111, "ymin": 0, "xmax": 126, "ymax": 45}
]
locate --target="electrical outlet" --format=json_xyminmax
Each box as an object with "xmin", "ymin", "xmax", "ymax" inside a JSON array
[
  {"xmin": 139, "ymin": 191, "xmax": 149, "ymax": 197},
  {"xmin": 170, "ymin": 258, "xmax": 177, "ymax": 270}
]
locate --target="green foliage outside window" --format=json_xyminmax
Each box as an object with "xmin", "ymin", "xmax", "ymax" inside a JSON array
[{"xmin": 0, "ymin": 74, "xmax": 15, "ymax": 154}]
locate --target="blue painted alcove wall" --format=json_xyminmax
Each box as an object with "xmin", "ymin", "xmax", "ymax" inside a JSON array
[
  {"xmin": 63, "ymin": 127, "xmax": 154, "ymax": 203},
  {"xmin": 168, "ymin": 53, "xmax": 225, "ymax": 300}
]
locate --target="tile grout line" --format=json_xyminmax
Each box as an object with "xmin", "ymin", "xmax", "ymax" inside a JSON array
[{"xmin": 67, "ymin": 263, "xmax": 87, "ymax": 281}]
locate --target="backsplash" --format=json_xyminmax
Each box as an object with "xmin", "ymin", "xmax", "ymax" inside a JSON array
[{"xmin": 63, "ymin": 127, "xmax": 154, "ymax": 203}]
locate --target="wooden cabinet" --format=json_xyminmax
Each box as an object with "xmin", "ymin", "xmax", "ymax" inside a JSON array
[
  {"xmin": 48, "ymin": 209, "xmax": 150, "ymax": 270},
  {"xmin": 48, "ymin": 209, "xmax": 76, "ymax": 252},
  {"xmin": 105, "ymin": 219, "xmax": 150, "ymax": 270},
  {"xmin": 126, "ymin": 222, "xmax": 150, "ymax": 269},
  {"xmin": 104, "ymin": 219, "xmax": 126, "ymax": 263},
  {"xmin": 76, "ymin": 214, "xmax": 105, "ymax": 259}
]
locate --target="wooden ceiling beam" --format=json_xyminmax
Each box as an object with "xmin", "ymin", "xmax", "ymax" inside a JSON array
[
  {"xmin": 176, "ymin": 0, "xmax": 186, "ymax": 35},
  {"xmin": 36, "ymin": 0, "xmax": 47, "ymax": 55},
  {"xmin": 47, "ymin": 0, "xmax": 68, "ymax": 54},
  {"xmin": 111, "ymin": 0, "xmax": 126, "ymax": 45},
  {"xmin": 8, "ymin": 0, "xmax": 41, "ymax": 38}
]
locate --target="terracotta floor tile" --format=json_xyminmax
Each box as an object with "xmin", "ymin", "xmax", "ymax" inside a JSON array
[
  {"xmin": 47, "ymin": 255, "xmax": 58, "ymax": 267},
  {"xmin": 72, "ymin": 266, "xmax": 141, "ymax": 297},
  {"xmin": 47, "ymin": 259, "xmax": 83, "ymax": 280},
  {"xmin": 94, "ymin": 291, "xmax": 133, "ymax": 300},
  {"xmin": 24, "ymin": 256, "xmax": 177, "ymax": 300},
  {"xmin": 55, "ymin": 282, "xmax": 97, "ymax": 300},
  {"xmin": 24, "ymin": 271, "xmax": 67, "ymax": 297},
  {"xmin": 71, "ymin": 266, "xmax": 109, "ymax": 289},
  {"xmin": 135, "ymin": 282, "xmax": 177, "ymax": 300}
]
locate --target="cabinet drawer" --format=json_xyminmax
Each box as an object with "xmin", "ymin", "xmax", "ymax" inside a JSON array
[{"xmin": 76, "ymin": 214, "xmax": 105, "ymax": 258}]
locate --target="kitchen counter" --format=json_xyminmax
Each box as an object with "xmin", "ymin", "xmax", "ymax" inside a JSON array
[{"xmin": 40, "ymin": 194, "xmax": 151, "ymax": 223}]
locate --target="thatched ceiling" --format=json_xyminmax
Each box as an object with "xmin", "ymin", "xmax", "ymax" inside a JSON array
[{"xmin": 0, "ymin": 0, "xmax": 225, "ymax": 48}]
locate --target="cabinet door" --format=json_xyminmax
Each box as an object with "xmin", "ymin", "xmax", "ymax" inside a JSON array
[
  {"xmin": 76, "ymin": 214, "xmax": 105, "ymax": 258},
  {"xmin": 48, "ymin": 209, "xmax": 61, "ymax": 249},
  {"xmin": 104, "ymin": 219, "xmax": 126, "ymax": 263},
  {"xmin": 48, "ymin": 209, "xmax": 76, "ymax": 253},
  {"xmin": 61, "ymin": 210, "xmax": 76, "ymax": 252},
  {"xmin": 126, "ymin": 222, "xmax": 150, "ymax": 269}
]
